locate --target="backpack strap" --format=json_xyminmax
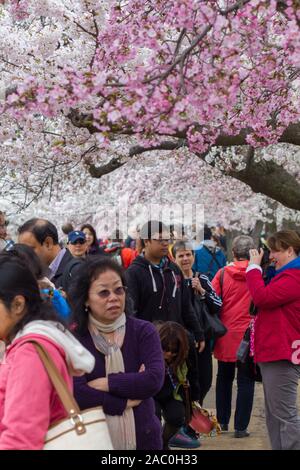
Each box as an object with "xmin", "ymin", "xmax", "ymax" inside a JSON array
[{"xmin": 203, "ymin": 245, "xmax": 222, "ymax": 278}]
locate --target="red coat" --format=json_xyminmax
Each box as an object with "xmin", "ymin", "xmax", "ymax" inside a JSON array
[
  {"xmin": 212, "ymin": 261, "xmax": 252, "ymax": 362},
  {"xmin": 246, "ymin": 267, "xmax": 300, "ymax": 363}
]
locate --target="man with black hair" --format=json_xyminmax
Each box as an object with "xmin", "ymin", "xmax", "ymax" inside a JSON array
[
  {"xmin": 18, "ymin": 218, "xmax": 73, "ymax": 288},
  {"xmin": 126, "ymin": 220, "xmax": 204, "ymax": 448},
  {"xmin": 126, "ymin": 220, "xmax": 204, "ymax": 347}
]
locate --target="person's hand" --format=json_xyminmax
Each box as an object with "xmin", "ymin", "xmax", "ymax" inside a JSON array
[
  {"xmin": 139, "ymin": 364, "xmax": 145, "ymax": 372},
  {"xmin": 38, "ymin": 277, "xmax": 55, "ymax": 289},
  {"xmin": 127, "ymin": 399, "xmax": 142, "ymax": 408},
  {"xmin": 191, "ymin": 277, "xmax": 206, "ymax": 295},
  {"xmin": 198, "ymin": 341, "xmax": 205, "ymax": 353},
  {"xmin": 58, "ymin": 288, "xmax": 67, "ymax": 299},
  {"xmin": 249, "ymin": 248, "xmax": 264, "ymax": 266},
  {"xmin": 87, "ymin": 378, "xmax": 109, "ymax": 392}
]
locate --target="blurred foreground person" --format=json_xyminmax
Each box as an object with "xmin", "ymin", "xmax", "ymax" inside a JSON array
[{"xmin": 0, "ymin": 254, "xmax": 94, "ymax": 450}]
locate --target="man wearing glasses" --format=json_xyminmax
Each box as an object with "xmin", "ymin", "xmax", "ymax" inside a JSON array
[
  {"xmin": 126, "ymin": 220, "xmax": 203, "ymax": 349},
  {"xmin": 67, "ymin": 230, "xmax": 89, "ymax": 259}
]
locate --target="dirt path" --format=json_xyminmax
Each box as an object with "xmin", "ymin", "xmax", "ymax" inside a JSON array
[
  {"xmin": 174, "ymin": 359, "xmax": 300, "ymax": 450},
  {"xmin": 200, "ymin": 366, "xmax": 269, "ymax": 450}
]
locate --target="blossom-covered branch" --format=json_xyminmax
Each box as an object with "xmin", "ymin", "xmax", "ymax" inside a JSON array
[{"xmin": 0, "ymin": 0, "xmax": 300, "ymax": 211}]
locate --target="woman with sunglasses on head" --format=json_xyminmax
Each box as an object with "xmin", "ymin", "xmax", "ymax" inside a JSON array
[{"xmin": 70, "ymin": 257, "xmax": 165, "ymax": 450}]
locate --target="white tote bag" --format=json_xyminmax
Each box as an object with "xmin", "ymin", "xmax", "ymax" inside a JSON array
[{"xmin": 27, "ymin": 340, "xmax": 114, "ymax": 450}]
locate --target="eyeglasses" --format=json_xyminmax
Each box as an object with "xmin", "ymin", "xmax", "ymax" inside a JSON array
[
  {"xmin": 93, "ymin": 286, "xmax": 127, "ymax": 299},
  {"xmin": 70, "ymin": 239, "xmax": 86, "ymax": 245}
]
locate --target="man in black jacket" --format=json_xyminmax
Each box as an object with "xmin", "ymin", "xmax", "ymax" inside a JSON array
[
  {"xmin": 126, "ymin": 220, "xmax": 204, "ymax": 447},
  {"xmin": 18, "ymin": 218, "xmax": 73, "ymax": 289},
  {"xmin": 126, "ymin": 220, "xmax": 204, "ymax": 350}
]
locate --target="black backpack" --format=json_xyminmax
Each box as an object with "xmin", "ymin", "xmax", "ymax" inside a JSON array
[{"xmin": 61, "ymin": 258, "xmax": 84, "ymax": 294}]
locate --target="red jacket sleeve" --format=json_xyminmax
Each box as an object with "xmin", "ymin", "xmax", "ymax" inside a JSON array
[{"xmin": 246, "ymin": 269, "xmax": 299, "ymax": 309}]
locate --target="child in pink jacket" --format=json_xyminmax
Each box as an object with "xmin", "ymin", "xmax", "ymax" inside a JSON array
[{"xmin": 0, "ymin": 254, "xmax": 94, "ymax": 450}]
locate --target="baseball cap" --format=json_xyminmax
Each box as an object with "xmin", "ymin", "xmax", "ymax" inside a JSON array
[{"xmin": 68, "ymin": 231, "xmax": 86, "ymax": 244}]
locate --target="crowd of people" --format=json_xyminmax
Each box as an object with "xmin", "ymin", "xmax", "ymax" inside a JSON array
[{"xmin": 0, "ymin": 210, "xmax": 299, "ymax": 451}]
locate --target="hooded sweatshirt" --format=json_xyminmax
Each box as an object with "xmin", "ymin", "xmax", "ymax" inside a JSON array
[
  {"xmin": 246, "ymin": 256, "xmax": 300, "ymax": 363},
  {"xmin": 0, "ymin": 321, "xmax": 95, "ymax": 450},
  {"xmin": 212, "ymin": 260, "xmax": 252, "ymax": 362},
  {"xmin": 126, "ymin": 255, "xmax": 203, "ymax": 342}
]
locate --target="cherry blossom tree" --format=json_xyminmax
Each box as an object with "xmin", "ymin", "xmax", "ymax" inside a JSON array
[
  {"xmin": 1, "ymin": 146, "xmax": 299, "ymax": 242},
  {"xmin": 0, "ymin": 0, "xmax": 300, "ymax": 212}
]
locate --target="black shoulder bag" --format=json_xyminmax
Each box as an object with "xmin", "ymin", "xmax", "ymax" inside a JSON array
[{"xmin": 193, "ymin": 272, "xmax": 227, "ymax": 340}]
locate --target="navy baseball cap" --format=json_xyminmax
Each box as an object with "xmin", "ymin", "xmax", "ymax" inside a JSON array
[{"xmin": 68, "ymin": 230, "xmax": 86, "ymax": 244}]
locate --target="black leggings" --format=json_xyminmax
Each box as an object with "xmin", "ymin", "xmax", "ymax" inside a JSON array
[
  {"xmin": 155, "ymin": 398, "xmax": 186, "ymax": 428},
  {"xmin": 197, "ymin": 341, "xmax": 213, "ymax": 405}
]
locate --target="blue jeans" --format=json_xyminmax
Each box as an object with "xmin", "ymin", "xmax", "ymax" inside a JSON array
[{"xmin": 216, "ymin": 361, "xmax": 255, "ymax": 431}]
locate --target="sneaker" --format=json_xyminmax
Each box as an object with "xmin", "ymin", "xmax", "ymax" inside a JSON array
[
  {"xmin": 168, "ymin": 426, "xmax": 201, "ymax": 449},
  {"xmin": 220, "ymin": 423, "xmax": 229, "ymax": 432},
  {"xmin": 234, "ymin": 430, "xmax": 250, "ymax": 438},
  {"xmin": 184, "ymin": 425, "xmax": 200, "ymax": 440}
]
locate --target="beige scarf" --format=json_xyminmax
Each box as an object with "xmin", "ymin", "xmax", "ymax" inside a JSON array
[{"xmin": 88, "ymin": 313, "xmax": 137, "ymax": 450}]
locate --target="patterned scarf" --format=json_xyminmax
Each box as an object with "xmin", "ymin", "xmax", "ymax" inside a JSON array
[{"xmin": 88, "ymin": 313, "xmax": 136, "ymax": 450}]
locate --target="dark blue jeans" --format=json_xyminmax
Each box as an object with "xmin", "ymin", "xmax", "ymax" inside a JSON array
[{"xmin": 216, "ymin": 361, "xmax": 255, "ymax": 431}]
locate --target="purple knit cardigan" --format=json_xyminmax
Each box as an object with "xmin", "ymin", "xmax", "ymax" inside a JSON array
[{"xmin": 73, "ymin": 316, "xmax": 164, "ymax": 450}]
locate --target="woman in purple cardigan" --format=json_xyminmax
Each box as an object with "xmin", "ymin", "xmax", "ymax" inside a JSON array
[{"xmin": 69, "ymin": 257, "xmax": 164, "ymax": 450}]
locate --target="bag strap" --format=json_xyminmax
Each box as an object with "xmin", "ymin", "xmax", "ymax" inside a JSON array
[
  {"xmin": 219, "ymin": 267, "xmax": 225, "ymax": 299},
  {"xmin": 203, "ymin": 245, "xmax": 222, "ymax": 277},
  {"xmin": 23, "ymin": 340, "xmax": 85, "ymax": 434}
]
